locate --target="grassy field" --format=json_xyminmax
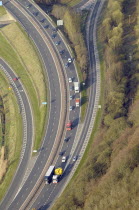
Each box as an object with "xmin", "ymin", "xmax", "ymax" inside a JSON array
[
  {"xmin": 0, "ymin": 71, "xmax": 22, "ymax": 201},
  {"xmin": 1, "ymin": 22, "xmax": 47, "ymax": 150},
  {"xmin": 0, "ymin": 7, "xmax": 6, "ymax": 17}
]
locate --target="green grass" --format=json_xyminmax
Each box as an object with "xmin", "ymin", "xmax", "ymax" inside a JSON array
[
  {"xmin": 68, "ymin": 0, "xmax": 81, "ymax": 7},
  {"xmin": 0, "ymin": 23, "xmax": 47, "ymax": 150},
  {"xmin": 0, "ymin": 7, "xmax": 6, "ymax": 17},
  {"xmin": 0, "ymin": 71, "xmax": 22, "ymax": 201},
  {"xmin": 0, "ymin": 23, "xmax": 48, "ymax": 199},
  {"xmin": 73, "ymin": 60, "xmax": 104, "ymax": 178}
]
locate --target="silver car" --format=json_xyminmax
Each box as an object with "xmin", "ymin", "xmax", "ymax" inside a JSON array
[
  {"xmin": 69, "ymin": 78, "xmax": 72, "ymax": 83},
  {"xmin": 73, "ymin": 156, "xmax": 77, "ymax": 162},
  {"xmin": 62, "ymin": 156, "xmax": 66, "ymax": 163},
  {"xmin": 69, "ymin": 96, "xmax": 72, "ymax": 100},
  {"xmin": 69, "ymin": 106, "xmax": 73, "ymax": 111}
]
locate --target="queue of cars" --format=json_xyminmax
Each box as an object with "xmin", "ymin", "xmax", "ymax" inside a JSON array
[{"xmin": 26, "ymin": 3, "xmax": 79, "ymax": 174}]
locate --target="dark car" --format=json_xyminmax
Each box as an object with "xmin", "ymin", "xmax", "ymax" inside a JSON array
[
  {"xmin": 40, "ymin": 19, "xmax": 45, "ymax": 23},
  {"xmin": 59, "ymin": 151, "xmax": 64, "ymax": 156},
  {"xmin": 33, "ymin": 11, "xmax": 39, "ymax": 16},
  {"xmin": 69, "ymin": 86, "xmax": 73, "ymax": 91},
  {"xmin": 65, "ymin": 63, "xmax": 69, "ymax": 68},
  {"xmin": 26, "ymin": 4, "xmax": 32, "ymax": 9},
  {"xmin": 44, "ymin": 25, "xmax": 49, "ymax": 29},
  {"xmin": 59, "ymin": 50, "xmax": 65, "ymax": 55},
  {"xmin": 51, "ymin": 34, "xmax": 57, "ymax": 39},
  {"xmin": 64, "ymin": 137, "xmax": 70, "ymax": 142},
  {"xmin": 52, "ymin": 27, "xmax": 58, "ymax": 32},
  {"xmin": 55, "ymin": 41, "xmax": 61, "ymax": 46}
]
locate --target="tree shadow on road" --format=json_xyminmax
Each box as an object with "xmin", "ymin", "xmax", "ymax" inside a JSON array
[{"xmin": 37, "ymin": 201, "xmax": 51, "ymax": 210}]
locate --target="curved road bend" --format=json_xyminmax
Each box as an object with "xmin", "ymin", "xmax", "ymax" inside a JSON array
[
  {"xmin": 1, "ymin": 0, "xmax": 103, "ymax": 209},
  {"xmin": 0, "ymin": 2, "xmax": 62, "ymax": 210},
  {"xmin": 0, "ymin": 58, "xmax": 33, "ymax": 204},
  {"xmin": 1, "ymin": 1, "xmax": 80, "ymax": 210},
  {"xmin": 28, "ymin": 0, "xmax": 103, "ymax": 210},
  {"xmin": 2, "ymin": 0, "xmax": 103, "ymax": 209}
]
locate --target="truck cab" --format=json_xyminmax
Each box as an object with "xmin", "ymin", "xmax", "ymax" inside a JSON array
[
  {"xmin": 75, "ymin": 98, "xmax": 80, "ymax": 107},
  {"xmin": 66, "ymin": 121, "xmax": 72, "ymax": 130},
  {"xmin": 52, "ymin": 175, "xmax": 61, "ymax": 183}
]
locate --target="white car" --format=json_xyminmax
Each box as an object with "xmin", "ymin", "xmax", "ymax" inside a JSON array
[
  {"xmin": 62, "ymin": 156, "xmax": 66, "ymax": 162},
  {"xmin": 69, "ymin": 106, "xmax": 73, "ymax": 111},
  {"xmin": 69, "ymin": 78, "xmax": 72, "ymax": 83},
  {"xmin": 68, "ymin": 58, "xmax": 72, "ymax": 63},
  {"xmin": 73, "ymin": 156, "xmax": 77, "ymax": 162}
]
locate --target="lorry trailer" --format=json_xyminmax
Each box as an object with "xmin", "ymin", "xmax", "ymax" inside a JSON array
[
  {"xmin": 74, "ymin": 82, "xmax": 80, "ymax": 93},
  {"xmin": 44, "ymin": 165, "xmax": 55, "ymax": 184}
]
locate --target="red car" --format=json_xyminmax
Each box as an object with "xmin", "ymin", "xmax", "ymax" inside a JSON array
[
  {"xmin": 66, "ymin": 121, "xmax": 72, "ymax": 131},
  {"xmin": 13, "ymin": 77, "xmax": 18, "ymax": 81}
]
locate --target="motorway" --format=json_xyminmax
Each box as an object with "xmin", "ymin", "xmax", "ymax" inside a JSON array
[
  {"xmin": 29, "ymin": 1, "xmax": 103, "ymax": 210},
  {"xmin": 0, "ymin": 58, "xmax": 33, "ymax": 205},
  {"xmin": 22, "ymin": 1, "xmax": 102, "ymax": 210},
  {"xmin": 1, "ymin": 0, "xmax": 80, "ymax": 210},
  {"xmin": 0, "ymin": 0, "xmax": 103, "ymax": 209}
]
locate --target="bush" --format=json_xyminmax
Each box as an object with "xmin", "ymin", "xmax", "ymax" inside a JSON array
[
  {"xmin": 51, "ymin": 5, "xmax": 88, "ymax": 74},
  {"xmin": 92, "ymin": 161, "xmax": 108, "ymax": 179}
]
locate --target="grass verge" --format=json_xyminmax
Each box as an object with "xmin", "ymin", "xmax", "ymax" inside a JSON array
[
  {"xmin": 72, "ymin": 59, "xmax": 104, "ymax": 179},
  {"xmin": 60, "ymin": 29, "xmax": 105, "ymax": 190},
  {"xmin": 0, "ymin": 71, "xmax": 22, "ymax": 201},
  {"xmin": 0, "ymin": 7, "xmax": 6, "ymax": 17},
  {"xmin": 0, "ymin": 22, "xmax": 48, "ymax": 200},
  {"xmin": 0, "ymin": 22, "xmax": 47, "ymax": 150}
]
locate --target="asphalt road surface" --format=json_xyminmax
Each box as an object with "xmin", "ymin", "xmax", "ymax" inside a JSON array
[
  {"xmin": 0, "ymin": 58, "xmax": 33, "ymax": 205},
  {"xmin": 29, "ymin": 1, "xmax": 102, "ymax": 210},
  {"xmin": 27, "ymin": 0, "xmax": 102, "ymax": 210},
  {"xmin": 1, "ymin": 0, "xmax": 102, "ymax": 209},
  {"xmin": 1, "ymin": 0, "xmax": 80, "ymax": 210}
]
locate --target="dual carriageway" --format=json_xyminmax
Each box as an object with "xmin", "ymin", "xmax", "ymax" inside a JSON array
[{"xmin": 0, "ymin": 0, "xmax": 104, "ymax": 209}]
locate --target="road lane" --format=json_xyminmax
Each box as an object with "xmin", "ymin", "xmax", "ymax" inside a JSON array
[
  {"xmin": 1, "ymin": 0, "xmax": 81, "ymax": 209},
  {"xmin": 0, "ymin": 58, "xmax": 33, "ymax": 205}
]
